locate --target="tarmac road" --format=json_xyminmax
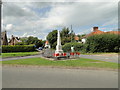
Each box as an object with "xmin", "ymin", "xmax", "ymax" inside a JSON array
[{"xmin": 2, "ymin": 66, "xmax": 118, "ymax": 88}]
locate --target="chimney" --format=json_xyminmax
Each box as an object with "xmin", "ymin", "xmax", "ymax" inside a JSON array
[{"xmin": 93, "ymin": 27, "xmax": 98, "ymax": 32}]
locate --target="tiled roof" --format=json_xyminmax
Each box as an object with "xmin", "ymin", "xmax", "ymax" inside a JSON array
[
  {"xmin": 106, "ymin": 31, "xmax": 120, "ymax": 34},
  {"xmin": 45, "ymin": 41, "xmax": 49, "ymax": 44},
  {"xmin": 83, "ymin": 27, "xmax": 120, "ymax": 38},
  {"xmin": 83, "ymin": 30, "xmax": 104, "ymax": 38},
  {"xmin": 74, "ymin": 36, "xmax": 79, "ymax": 40}
]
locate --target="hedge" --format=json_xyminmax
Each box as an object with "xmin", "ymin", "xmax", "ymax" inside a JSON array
[
  {"xmin": 62, "ymin": 42, "xmax": 84, "ymax": 52},
  {"xmin": 85, "ymin": 33, "xmax": 120, "ymax": 53},
  {"xmin": 2, "ymin": 45, "xmax": 36, "ymax": 53}
]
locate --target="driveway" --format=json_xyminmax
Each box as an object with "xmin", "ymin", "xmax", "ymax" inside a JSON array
[{"xmin": 2, "ymin": 66, "xmax": 118, "ymax": 88}]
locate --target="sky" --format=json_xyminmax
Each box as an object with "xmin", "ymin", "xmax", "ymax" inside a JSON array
[{"xmin": 2, "ymin": 0, "xmax": 119, "ymax": 40}]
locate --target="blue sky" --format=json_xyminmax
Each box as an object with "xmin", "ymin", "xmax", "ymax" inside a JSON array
[{"xmin": 2, "ymin": 0, "xmax": 118, "ymax": 40}]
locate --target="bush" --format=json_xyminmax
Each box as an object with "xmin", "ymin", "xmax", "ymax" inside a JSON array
[
  {"xmin": 62, "ymin": 42, "xmax": 84, "ymax": 52},
  {"xmin": 2, "ymin": 45, "xmax": 36, "ymax": 53},
  {"xmin": 85, "ymin": 33, "xmax": 120, "ymax": 53},
  {"xmin": 15, "ymin": 42, "xmax": 26, "ymax": 45}
]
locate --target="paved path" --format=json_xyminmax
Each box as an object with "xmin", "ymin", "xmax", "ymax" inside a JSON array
[
  {"xmin": 80, "ymin": 54, "xmax": 119, "ymax": 63},
  {"xmin": 1, "ymin": 55, "xmax": 42, "ymax": 61},
  {"xmin": 2, "ymin": 66, "xmax": 118, "ymax": 88},
  {"xmin": 2, "ymin": 54, "xmax": 119, "ymax": 63}
]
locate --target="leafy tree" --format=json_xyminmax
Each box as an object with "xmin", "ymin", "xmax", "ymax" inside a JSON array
[
  {"xmin": 46, "ymin": 27, "xmax": 76, "ymax": 49},
  {"xmin": 35, "ymin": 40, "xmax": 43, "ymax": 48},
  {"xmin": 77, "ymin": 34, "xmax": 86, "ymax": 41},
  {"xmin": 19, "ymin": 37, "xmax": 28, "ymax": 45},
  {"xmin": 70, "ymin": 29, "xmax": 75, "ymax": 42},
  {"xmin": 46, "ymin": 30, "xmax": 57, "ymax": 49},
  {"xmin": 26, "ymin": 36, "xmax": 39, "ymax": 45},
  {"xmin": 61, "ymin": 27, "xmax": 70, "ymax": 38}
]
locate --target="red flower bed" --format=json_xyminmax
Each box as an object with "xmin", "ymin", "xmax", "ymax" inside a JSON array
[
  {"xmin": 53, "ymin": 53, "xmax": 59, "ymax": 57},
  {"xmin": 70, "ymin": 52, "xmax": 74, "ymax": 55},
  {"xmin": 76, "ymin": 52, "xmax": 80, "ymax": 55},
  {"xmin": 62, "ymin": 53, "xmax": 67, "ymax": 56}
]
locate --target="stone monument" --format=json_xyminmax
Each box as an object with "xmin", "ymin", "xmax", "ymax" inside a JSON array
[{"xmin": 55, "ymin": 30, "xmax": 63, "ymax": 54}]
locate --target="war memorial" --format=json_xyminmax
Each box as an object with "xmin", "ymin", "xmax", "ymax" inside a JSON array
[{"xmin": 42, "ymin": 30, "xmax": 80, "ymax": 60}]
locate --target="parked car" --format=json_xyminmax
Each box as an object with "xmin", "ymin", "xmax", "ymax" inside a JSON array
[{"xmin": 38, "ymin": 47, "xmax": 43, "ymax": 50}]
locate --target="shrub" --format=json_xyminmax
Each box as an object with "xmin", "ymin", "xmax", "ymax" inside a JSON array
[
  {"xmin": 85, "ymin": 33, "xmax": 120, "ymax": 53},
  {"xmin": 15, "ymin": 42, "xmax": 26, "ymax": 45},
  {"xmin": 62, "ymin": 42, "xmax": 84, "ymax": 52},
  {"xmin": 2, "ymin": 45, "xmax": 36, "ymax": 53}
]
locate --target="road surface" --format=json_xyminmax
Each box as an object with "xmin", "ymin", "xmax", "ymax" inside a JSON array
[{"xmin": 2, "ymin": 66, "xmax": 118, "ymax": 88}]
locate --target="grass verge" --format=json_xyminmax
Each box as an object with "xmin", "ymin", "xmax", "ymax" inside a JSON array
[
  {"xmin": 1, "ymin": 57, "xmax": 119, "ymax": 70},
  {"xmin": 2, "ymin": 52, "xmax": 39, "ymax": 58}
]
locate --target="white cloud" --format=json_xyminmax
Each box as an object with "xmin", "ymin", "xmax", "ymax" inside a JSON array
[
  {"xmin": 5, "ymin": 24, "xmax": 13, "ymax": 30},
  {"xmin": 2, "ymin": 1, "xmax": 118, "ymax": 39}
]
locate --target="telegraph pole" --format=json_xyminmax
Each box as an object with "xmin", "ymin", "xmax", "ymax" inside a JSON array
[{"xmin": 71, "ymin": 25, "xmax": 72, "ymax": 42}]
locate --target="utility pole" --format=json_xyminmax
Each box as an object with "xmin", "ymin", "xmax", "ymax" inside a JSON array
[{"xmin": 71, "ymin": 25, "xmax": 73, "ymax": 42}]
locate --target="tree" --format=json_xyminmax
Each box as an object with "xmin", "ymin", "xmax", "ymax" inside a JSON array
[
  {"xmin": 35, "ymin": 40, "xmax": 44, "ymax": 48},
  {"xmin": 77, "ymin": 34, "xmax": 86, "ymax": 41},
  {"xmin": 19, "ymin": 37, "xmax": 28, "ymax": 45},
  {"xmin": 46, "ymin": 27, "xmax": 76, "ymax": 49},
  {"xmin": 46, "ymin": 30, "xmax": 57, "ymax": 49},
  {"xmin": 61, "ymin": 27, "xmax": 70, "ymax": 38},
  {"xmin": 70, "ymin": 30, "xmax": 75, "ymax": 42},
  {"xmin": 26, "ymin": 36, "xmax": 39, "ymax": 45}
]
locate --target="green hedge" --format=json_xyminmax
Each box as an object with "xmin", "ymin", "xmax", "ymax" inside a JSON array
[
  {"xmin": 62, "ymin": 42, "xmax": 84, "ymax": 52},
  {"xmin": 85, "ymin": 33, "xmax": 120, "ymax": 53},
  {"xmin": 2, "ymin": 45, "xmax": 36, "ymax": 53}
]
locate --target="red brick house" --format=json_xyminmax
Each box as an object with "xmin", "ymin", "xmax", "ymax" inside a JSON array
[{"xmin": 81, "ymin": 27, "xmax": 120, "ymax": 43}]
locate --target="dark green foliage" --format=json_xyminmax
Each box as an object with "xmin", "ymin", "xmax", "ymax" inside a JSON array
[
  {"xmin": 2, "ymin": 45, "xmax": 36, "ymax": 53},
  {"xmin": 77, "ymin": 34, "xmax": 86, "ymax": 41},
  {"xmin": 35, "ymin": 40, "xmax": 45, "ymax": 48},
  {"xmin": 46, "ymin": 30, "xmax": 57, "ymax": 49},
  {"xmin": 26, "ymin": 36, "xmax": 39, "ymax": 45},
  {"xmin": 15, "ymin": 42, "xmax": 25, "ymax": 45},
  {"xmin": 46, "ymin": 27, "xmax": 75, "ymax": 49},
  {"xmin": 85, "ymin": 33, "xmax": 120, "ymax": 53},
  {"xmin": 19, "ymin": 36, "xmax": 45, "ymax": 48},
  {"xmin": 62, "ymin": 42, "xmax": 84, "ymax": 52},
  {"xmin": 19, "ymin": 37, "xmax": 28, "ymax": 45}
]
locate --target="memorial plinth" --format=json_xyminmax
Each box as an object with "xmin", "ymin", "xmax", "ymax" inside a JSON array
[{"xmin": 55, "ymin": 30, "xmax": 63, "ymax": 54}]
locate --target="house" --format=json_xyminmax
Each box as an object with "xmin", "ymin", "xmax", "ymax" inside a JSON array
[
  {"xmin": 9, "ymin": 35, "xmax": 22, "ymax": 45},
  {"xmin": 74, "ymin": 35, "xmax": 79, "ymax": 42},
  {"xmin": 1, "ymin": 31, "xmax": 8, "ymax": 45},
  {"xmin": 81, "ymin": 27, "xmax": 120, "ymax": 43},
  {"xmin": 44, "ymin": 40, "xmax": 51, "ymax": 48}
]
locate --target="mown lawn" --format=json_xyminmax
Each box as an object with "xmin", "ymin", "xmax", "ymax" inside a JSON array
[
  {"xmin": 2, "ymin": 52, "xmax": 39, "ymax": 58},
  {"xmin": 1, "ymin": 57, "xmax": 119, "ymax": 69}
]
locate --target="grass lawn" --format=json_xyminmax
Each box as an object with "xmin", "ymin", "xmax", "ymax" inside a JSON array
[
  {"xmin": 2, "ymin": 52, "xmax": 39, "ymax": 58},
  {"xmin": 1, "ymin": 57, "xmax": 119, "ymax": 69}
]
